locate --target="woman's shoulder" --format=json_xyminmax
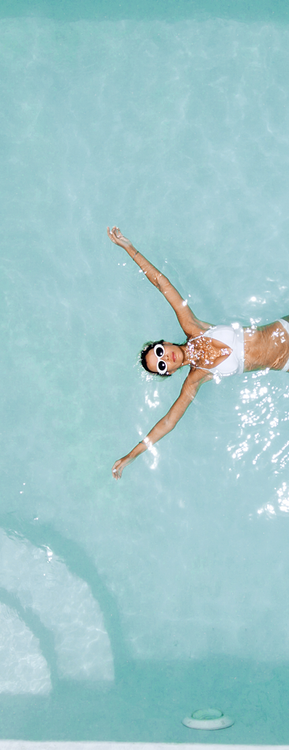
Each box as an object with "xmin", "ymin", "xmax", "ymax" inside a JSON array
[
  {"xmin": 185, "ymin": 322, "xmax": 213, "ymax": 339},
  {"xmin": 184, "ymin": 365, "xmax": 213, "ymax": 384}
]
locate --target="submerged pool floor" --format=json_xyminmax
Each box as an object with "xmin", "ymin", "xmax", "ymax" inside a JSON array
[{"xmin": 0, "ymin": 658, "xmax": 289, "ymax": 744}]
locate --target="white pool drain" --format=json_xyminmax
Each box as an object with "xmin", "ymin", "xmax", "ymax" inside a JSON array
[{"xmin": 182, "ymin": 708, "xmax": 234, "ymax": 730}]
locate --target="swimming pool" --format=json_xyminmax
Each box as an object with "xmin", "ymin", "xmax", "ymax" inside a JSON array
[{"xmin": 1, "ymin": 0, "xmax": 289, "ymax": 744}]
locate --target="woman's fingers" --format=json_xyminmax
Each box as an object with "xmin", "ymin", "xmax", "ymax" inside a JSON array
[
  {"xmin": 107, "ymin": 226, "xmax": 116, "ymax": 242},
  {"xmin": 112, "ymin": 459, "xmax": 123, "ymax": 479},
  {"xmin": 107, "ymin": 226, "xmax": 122, "ymax": 245}
]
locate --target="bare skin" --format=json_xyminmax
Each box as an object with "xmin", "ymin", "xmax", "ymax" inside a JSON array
[{"xmin": 107, "ymin": 226, "xmax": 289, "ymax": 479}]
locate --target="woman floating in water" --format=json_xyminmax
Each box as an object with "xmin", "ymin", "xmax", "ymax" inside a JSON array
[{"xmin": 107, "ymin": 226, "xmax": 289, "ymax": 479}]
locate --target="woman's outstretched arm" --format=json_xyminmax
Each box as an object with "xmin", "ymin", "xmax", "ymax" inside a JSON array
[
  {"xmin": 107, "ymin": 226, "xmax": 210, "ymax": 335},
  {"xmin": 112, "ymin": 368, "xmax": 209, "ymax": 479}
]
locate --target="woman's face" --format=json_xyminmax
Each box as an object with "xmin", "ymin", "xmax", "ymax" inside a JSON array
[{"xmin": 145, "ymin": 342, "xmax": 184, "ymax": 375}]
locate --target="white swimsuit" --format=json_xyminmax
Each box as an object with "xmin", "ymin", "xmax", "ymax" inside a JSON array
[{"xmin": 187, "ymin": 323, "xmax": 244, "ymax": 378}]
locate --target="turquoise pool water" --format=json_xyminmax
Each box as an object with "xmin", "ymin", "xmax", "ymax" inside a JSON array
[{"xmin": 1, "ymin": 0, "xmax": 289, "ymax": 743}]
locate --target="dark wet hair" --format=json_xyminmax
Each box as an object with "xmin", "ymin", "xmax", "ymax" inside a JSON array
[{"xmin": 140, "ymin": 340, "xmax": 172, "ymax": 377}]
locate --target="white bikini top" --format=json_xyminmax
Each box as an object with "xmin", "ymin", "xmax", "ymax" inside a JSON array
[{"xmin": 187, "ymin": 324, "xmax": 245, "ymax": 378}]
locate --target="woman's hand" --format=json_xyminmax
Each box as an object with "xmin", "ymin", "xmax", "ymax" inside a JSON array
[
  {"xmin": 107, "ymin": 226, "xmax": 132, "ymax": 250},
  {"xmin": 112, "ymin": 454, "xmax": 135, "ymax": 480}
]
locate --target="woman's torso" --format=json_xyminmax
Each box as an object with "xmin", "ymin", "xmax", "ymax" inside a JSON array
[
  {"xmin": 243, "ymin": 320, "xmax": 289, "ymax": 372},
  {"xmin": 187, "ymin": 320, "xmax": 289, "ymax": 376}
]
